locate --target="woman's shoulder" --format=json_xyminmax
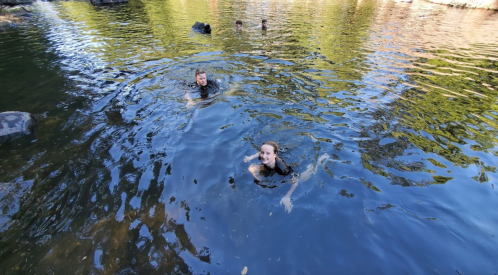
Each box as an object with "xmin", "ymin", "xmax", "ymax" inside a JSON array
[
  {"xmin": 275, "ymin": 157, "xmax": 293, "ymax": 175},
  {"xmin": 276, "ymin": 156, "xmax": 288, "ymax": 165}
]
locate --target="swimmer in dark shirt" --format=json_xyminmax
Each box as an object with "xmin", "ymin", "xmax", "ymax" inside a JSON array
[
  {"xmin": 261, "ymin": 19, "xmax": 267, "ymax": 31},
  {"xmin": 185, "ymin": 68, "xmax": 220, "ymax": 107},
  {"xmin": 244, "ymin": 141, "xmax": 293, "ymax": 178},
  {"xmin": 244, "ymin": 141, "xmax": 330, "ymax": 213}
]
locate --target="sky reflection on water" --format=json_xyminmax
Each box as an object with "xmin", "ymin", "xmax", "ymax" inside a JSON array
[{"xmin": 1, "ymin": 0, "xmax": 498, "ymax": 274}]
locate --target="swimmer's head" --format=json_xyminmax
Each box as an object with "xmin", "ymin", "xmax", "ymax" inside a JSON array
[
  {"xmin": 260, "ymin": 141, "xmax": 278, "ymax": 167},
  {"xmin": 236, "ymin": 20, "xmax": 242, "ymax": 29},
  {"xmin": 195, "ymin": 68, "xmax": 207, "ymax": 86},
  {"xmin": 195, "ymin": 68, "xmax": 206, "ymax": 77},
  {"xmin": 262, "ymin": 141, "xmax": 278, "ymax": 154}
]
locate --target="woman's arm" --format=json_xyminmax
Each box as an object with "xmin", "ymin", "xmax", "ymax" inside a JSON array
[
  {"xmin": 248, "ymin": 164, "xmax": 262, "ymax": 181},
  {"xmin": 280, "ymin": 174, "xmax": 298, "ymax": 213},
  {"xmin": 244, "ymin": 152, "xmax": 259, "ymax": 163},
  {"xmin": 279, "ymin": 153, "xmax": 330, "ymax": 213},
  {"xmin": 280, "ymin": 164, "xmax": 313, "ymax": 213}
]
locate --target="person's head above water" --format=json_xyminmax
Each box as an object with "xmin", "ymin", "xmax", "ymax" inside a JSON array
[
  {"xmin": 236, "ymin": 20, "xmax": 242, "ymax": 29},
  {"xmin": 262, "ymin": 19, "xmax": 267, "ymax": 30},
  {"xmin": 260, "ymin": 141, "xmax": 278, "ymax": 167},
  {"xmin": 195, "ymin": 68, "xmax": 208, "ymax": 87},
  {"xmin": 262, "ymin": 141, "xmax": 278, "ymax": 152}
]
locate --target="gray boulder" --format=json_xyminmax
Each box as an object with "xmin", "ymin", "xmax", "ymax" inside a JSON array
[
  {"xmin": 0, "ymin": 111, "xmax": 34, "ymax": 141},
  {"xmin": 0, "ymin": 5, "xmax": 33, "ymax": 29}
]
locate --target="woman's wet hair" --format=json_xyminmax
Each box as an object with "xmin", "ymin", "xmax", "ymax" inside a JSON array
[
  {"xmin": 262, "ymin": 141, "xmax": 278, "ymax": 154},
  {"xmin": 236, "ymin": 20, "xmax": 242, "ymax": 25}
]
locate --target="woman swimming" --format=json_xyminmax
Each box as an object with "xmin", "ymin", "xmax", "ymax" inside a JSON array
[
  {"xmin": 244, "ymin": 141, "xmax": 293, "ymax": 179},
  {"xmin": 244, "ymin": 141, "xmax": 329, "ymax": 213}
]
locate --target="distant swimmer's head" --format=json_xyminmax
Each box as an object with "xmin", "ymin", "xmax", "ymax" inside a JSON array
[
  {"xmin": 195, "ymin": 68, "xmax": 208, "ymax": 87},
  {"xmin": 262, "ymin": 19, "xmax": 267, "ymax": 30},
  {"xmin": 260, "ymin": 141, "xmax": 278, "ymax": 167},
  {"xmin": 235, "ymin": 20, "xmax": 242, "ymax": 30},
  {"xmin": 204, "ymin": 23, "xmax": 211, "ymax": 34}
]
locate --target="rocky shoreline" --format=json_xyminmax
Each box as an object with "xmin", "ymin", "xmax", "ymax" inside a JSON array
[
  {"xmin": 1, "ymin": 0, "xmax": 497, "ymax": 9},
  {"xmin": 425, "ymin": 0, "xmax": 498, "ymax": 9},
  {"xmin": 0, "ymin": 0, "xmax": 128, "ymax": 6},
  {"xmin": 0, "ymin": 0, "xmax": 497, "ymax": 9},
  {"xmin": 0, "ymin": 5, "xmax": 32, "ymax": 27}
]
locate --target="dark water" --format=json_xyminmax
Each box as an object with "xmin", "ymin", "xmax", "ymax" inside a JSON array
[{"xmin": 1, "ymin": 0, "xmax": 498, "ymax": 274}]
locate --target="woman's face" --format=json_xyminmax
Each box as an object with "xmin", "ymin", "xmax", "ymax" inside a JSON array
[{"xmin": 260, "ymin": 144, "xmax": 277, "ymax": 166}]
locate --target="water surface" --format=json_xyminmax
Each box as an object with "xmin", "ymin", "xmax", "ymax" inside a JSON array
[{"xmin": 1, "ymin": 0, "xmax": 498, "ymax": 274}]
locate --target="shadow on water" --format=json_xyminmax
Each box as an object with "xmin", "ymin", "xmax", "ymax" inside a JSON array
[{"xmin": 1, "ymin": 0, "xmax": 498, "ymax": 274}]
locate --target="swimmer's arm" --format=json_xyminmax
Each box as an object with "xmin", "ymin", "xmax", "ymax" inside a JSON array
[
  {"xmin": 244, "ymin": 152, "xmax": 259, "ymax": 163},
  {"xmin": 184, "ymin": 92, "xmax": 195, "ymax": 107},
  {"xmin": 287, "ymin": 176, "xmax": 298, "ymax": 193},
  {"xmin": 280, "ymin": 174, "xmax": 298, "ymax": 213},
  {"xmin": 184, "ymin": 92, "xmax": 192, "ymax": 101},
  {"xmin": 248, "ymin": 164, "xmax": 262, "ymax": 181},
  {"xmin": 283, "ymin": 183, "xmax": 298, "ymax": 200}
]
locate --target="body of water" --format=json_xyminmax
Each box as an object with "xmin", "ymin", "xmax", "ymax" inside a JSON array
[{"xmin": 1, "ymin": 0, "xmax": 498, "ymax": 274}]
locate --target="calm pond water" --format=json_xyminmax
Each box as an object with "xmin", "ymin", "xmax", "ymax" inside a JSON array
[{"xmin": 1, "ymin": 0, "xmax": 498, "ymax": 274}]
